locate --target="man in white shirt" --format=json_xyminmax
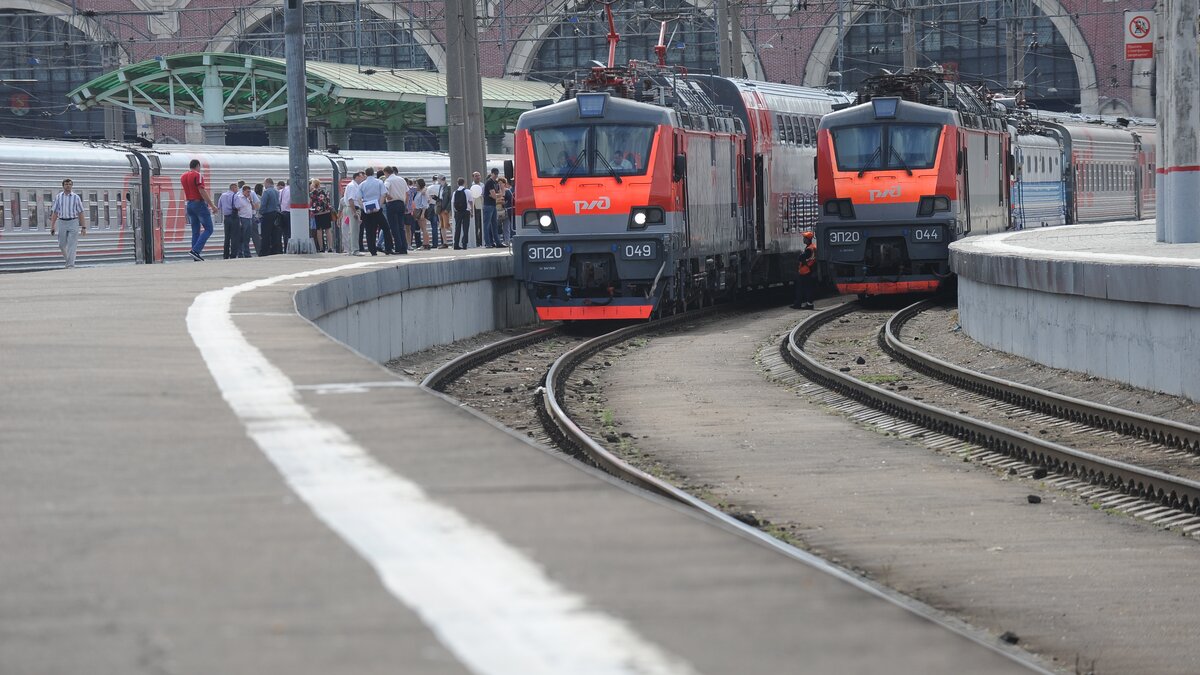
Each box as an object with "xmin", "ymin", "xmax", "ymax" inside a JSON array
[
  {"xmin": 342, "ymin": 172, "xmax": 363, "ymax": 254},
  {"xmin": 383, "ymin": 166, "xmax": 408, "ymax": 254},
  {"xmin": 278, "ymin": 180, "xmax": 292, "ymax": 250},
  {"xmin": 357, "ymin": 170, "xmax": 393, "ymax": 255},
  {"xmin": 48, "ymin": 178, "xmax": 86, "ymax": 268},
  {"xmin": 233, "ymin": 185, "xmax": 258, "ymax": 258},
  {"xmin": 424, "ymin": 176, "xmax": 444, "ymax": 249},
  {"xmin": 469, "ymin": 172, "xmax": 484, "ymax": 247}
]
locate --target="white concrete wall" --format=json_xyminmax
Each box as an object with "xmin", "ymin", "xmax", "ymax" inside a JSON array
[
  {"xmin": 295, "ymin": 256, "xmax": 538, "ymax": 363},
  {"xmin": 958, "ymin": 277, "xmax": 1200, "ymax": 401}
]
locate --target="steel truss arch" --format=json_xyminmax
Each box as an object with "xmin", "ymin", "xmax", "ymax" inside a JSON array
[
  {"xmin": 68, "ymin": 52, "xmax": 561, "ymax": 135},
  {"xmin": 205, "ymin": 0, "xmax": 446, "ymax": 73},
  {"xmin": 801, "ymin": 0, "xmax": 1098, "ymax": 113},
  {"xmin": 69, "ymin": 53, "xmax": 330, "ymax": 123},
  {"xmin": 505, "ymin": 0, "xmax": 765, "ymax": 82}
]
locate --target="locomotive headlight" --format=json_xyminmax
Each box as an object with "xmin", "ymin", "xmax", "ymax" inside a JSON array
[
  {"xmin": 628, "ymin": 207, "xmax": 663, "ymax": 230},
  {"xmin": 524, "ymin": 209, "xmax": 557, "ymax": 232},
  {"xmin": 823, "ymin": 199, "xmax": 855, "ymax": 219},
  {"xmin": 917, "ymin": 195, "xmax": 952, "ymax": 217}
]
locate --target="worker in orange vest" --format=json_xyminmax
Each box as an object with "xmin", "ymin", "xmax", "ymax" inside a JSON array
[{"xmin": 791, "ymin": 231, "xmax": 817, "ymax": 310}]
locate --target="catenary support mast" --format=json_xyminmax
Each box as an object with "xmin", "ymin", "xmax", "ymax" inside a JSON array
[
  {"xmin": 1156, "ymin": 0, "xmax": 1199, "ymax": 243},
  {"xmin": 284, "ymin": 0, "xmax": 313, "ymax": 253},
  {"xmin": 446, "ymin": 0, "xmax": 467, "ymax": 184}
]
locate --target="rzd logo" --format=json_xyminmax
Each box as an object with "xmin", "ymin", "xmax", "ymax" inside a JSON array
[
  {"xmin": 573, "ymin": 197, "xmax": 611, "ymax": 213},
  {"xmin": 868, "ymin": 186, "xmax": 901, "ymax": 202}
]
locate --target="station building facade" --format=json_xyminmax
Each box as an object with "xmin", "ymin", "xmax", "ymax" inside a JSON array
[{"xmin": 0, "ymin": 0, "xmax": 1156, "ymax": 148}]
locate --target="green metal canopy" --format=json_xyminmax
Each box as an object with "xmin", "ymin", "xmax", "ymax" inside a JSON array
[{"xmin": 68, "ymin": 51, "xmax": 560, "ymax": 135}]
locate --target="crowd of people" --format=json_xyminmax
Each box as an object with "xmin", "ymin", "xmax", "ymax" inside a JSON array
[{"xmin": 180, "ymin": 159, "xmax": 517, "ymax": 261}]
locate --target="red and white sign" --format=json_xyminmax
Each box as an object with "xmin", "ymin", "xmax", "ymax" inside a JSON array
[
  {"xmin": 9, "ymin": 93, "xmax": 28, "ymax": 116},
  {"xmin": 1124, "ymin": 10, "xmax": 1154, "ymax": 60}
]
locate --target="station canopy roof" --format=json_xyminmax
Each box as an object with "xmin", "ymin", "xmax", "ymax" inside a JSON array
[{"xmin": 68, "ymin": 52, "xmax": 561, "ymax": 133}]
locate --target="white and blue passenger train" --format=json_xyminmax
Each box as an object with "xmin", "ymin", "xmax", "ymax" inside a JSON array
[
  {"xmin": 0, "ymin": 138, "xmax": 506, "ymax": 272},
  {"xmin": 1010, "ymin": 113, "xmax": 1156, "ymax": 230}
]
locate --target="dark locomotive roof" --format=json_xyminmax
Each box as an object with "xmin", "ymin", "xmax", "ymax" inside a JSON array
[
  {"xmin": 515, "ymin": 93, "xmax": 674, "ymax": 131},
  {"xmin": 527, "ymin": 63, "xmax": 744, "ymax": 134},
  {"xmin": 830, "ymin": 67, "xmax": 1008, "ymax": 131},
  {"xmin": 818, "ymin": 97, "xmax": 959, "ymax": 129}
]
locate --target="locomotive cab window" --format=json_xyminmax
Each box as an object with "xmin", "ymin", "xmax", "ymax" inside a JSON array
[
  {"xmin": 531, "ymin": 124, "xmax": 655, "ymax": 178},
  {"xmin": 830, "ymin": 124, "xmax": 940, "ymax": 172}
]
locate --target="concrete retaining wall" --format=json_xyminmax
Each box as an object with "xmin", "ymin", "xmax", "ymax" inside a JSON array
[
  {"xmin": 957, "ymin": 278, "xmax": 1200, "ymax": 401},
  {"xmin": 951, "ymin": 226, "xmax": 1200, "ymax": 402},
  {"xmin": 294, "ymin": 255, "xmax": 537, "ymax": 363}
]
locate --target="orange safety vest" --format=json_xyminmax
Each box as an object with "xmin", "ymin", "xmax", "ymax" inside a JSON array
[{"xmin": 798, "ymin": 242, "xmax": 816, "ymax": 276}]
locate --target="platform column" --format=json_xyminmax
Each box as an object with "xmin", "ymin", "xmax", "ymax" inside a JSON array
[
  {"xmin": 328, "ymin": 127, "xmax": 351, "ymax": 151},
  {"xmin": 386, "ymin": 130, "xmax": 407, "ymax": 152},
  {"xmin": 486, "ymin": 131, "xmax": 508, "ymax": 154},
  {"xmin": 201, "ymin": 65, "xmax": 227, "ymax": 145},
  {"xmin": 266, "ymin": 125, "xmax": 287, "ymax": 146},
  {"xmin": 1157, "ymin": 0, "xmax": 1200, "ymax": 243}
]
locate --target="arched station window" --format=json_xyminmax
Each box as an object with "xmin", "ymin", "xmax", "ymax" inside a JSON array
[
  {"xmin": 233, "ymin": 2, "xmax": 435, "ymax": 148},
  {"xmin": 236, "ymin": 2, "xmax": 434, "ymax": 71},
  {"xmin": 0, "ymin": 10, "xmax": 131, "ymax": 139},
  {"xmin": 839, "ymin": 0, "xmax": 1081, "ymax": 112}
]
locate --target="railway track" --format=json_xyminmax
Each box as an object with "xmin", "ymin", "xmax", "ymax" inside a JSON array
[
  {"xmin": 421, "ymin": 311, "xmax": 724, "ymax": 464},
  {"xmin": 784, "ymin": 301, "xmax": 1200, "ymax": 525},
  {"xmin": 418, "ymin": 305, "xmax": 1056, "ymax": 667}
]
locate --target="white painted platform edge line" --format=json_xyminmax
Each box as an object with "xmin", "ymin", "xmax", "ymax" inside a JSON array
[{"xmin": 187, "ymin": 261, "xmax": 698, "ymax": 675}]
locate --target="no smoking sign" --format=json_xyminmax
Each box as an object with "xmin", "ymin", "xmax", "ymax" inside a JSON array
[{"xmin": 1125, "ymin": 10, "xmax": 1154, "ymax": 60}]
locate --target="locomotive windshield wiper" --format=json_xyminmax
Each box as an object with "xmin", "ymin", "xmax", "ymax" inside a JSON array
[
  {"xmin": 857, "ymin": 146, "xmax": 881, "ymax": 177},
  {"xmin": 559, "ymin": 146, "xmax": 588, "ymax": 185},
  {"xmin": 593, "ymin": 149, "xmax": 623, "ymax": 184},
  {"xmin": 889, "ymin": 146, "xmax": 914, "ymax": 176}
]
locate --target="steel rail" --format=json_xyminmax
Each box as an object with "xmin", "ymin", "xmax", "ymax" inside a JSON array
[
  {"xmin": 882, "ymin": 300, "xmax": 1200, "ymax": 453},
  {"xmin": 541, "ymin": 306, "xmax": 721, "ymax": 494},
  {"xmin": 540, "ymin": 305, "xmax": 1053, "ymax": 672},
  {"xmin": 786, "ymin": 302, "xmax": 1200, "ymax": 515},
  {"xmin": 421, "ymin": 326, "xmax": 560, "ymax": 391}
]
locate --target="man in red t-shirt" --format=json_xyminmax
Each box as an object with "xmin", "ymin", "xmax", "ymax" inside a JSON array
[{"xmin": 181, "ymin": 159, "xmax": 217, "ymax": 261}]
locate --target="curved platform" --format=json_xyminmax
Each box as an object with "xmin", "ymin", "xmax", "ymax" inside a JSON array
[
  {"xmin": 1, "ymin": 252, "xmax": 1038, "ymax": 673},
  {"xmin": 951, "ymin": 220, "xmax": 1200, "ymax": 401}
]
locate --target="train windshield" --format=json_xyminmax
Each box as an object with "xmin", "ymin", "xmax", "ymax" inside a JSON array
[
  {"xmin": 830, "ymin": 124, "xmax": 941, "ymax": 172},
  {"xmin": 532, "ymin": 125, "xmax": 655, "ymax": 178}
]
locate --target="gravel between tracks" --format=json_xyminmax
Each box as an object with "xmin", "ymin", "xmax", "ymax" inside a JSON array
[
  {"xmin": 385, "ymin": 326, "xmax": 540, "ymax": 383},
  {"xmin": 807, "ymin": 306, "xmax": 1200, "ymax": 482},
  {"xmin": 597, "ymin": 304, "xmax": 1200, "ymax": 675},
  {"xmin": 907, "ymin": 304, "xmax": 1200, "ymax": 425}
]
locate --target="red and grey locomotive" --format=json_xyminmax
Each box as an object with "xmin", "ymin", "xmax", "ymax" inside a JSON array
[
  {"xmin": 816, "ymin": 69, "xmax": 1011, "ymax": 296},
  {"xmin": 511, "ymin": 28, "xmax": 849, "ymax": 320}
]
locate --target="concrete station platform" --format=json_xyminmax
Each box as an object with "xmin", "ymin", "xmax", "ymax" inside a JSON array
[
  {"xmin": 1, "ymin": 251, "xmax": 1038, "ymax": 674},
  {"xmin": 951, "ymin": 220, "xmax": 1200, "ymax": 401}
]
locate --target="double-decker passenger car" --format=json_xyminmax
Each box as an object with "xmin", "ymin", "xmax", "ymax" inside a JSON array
[{"xmin": 511, "ymin": 62, "xmax": 849, "ymax": 320}]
